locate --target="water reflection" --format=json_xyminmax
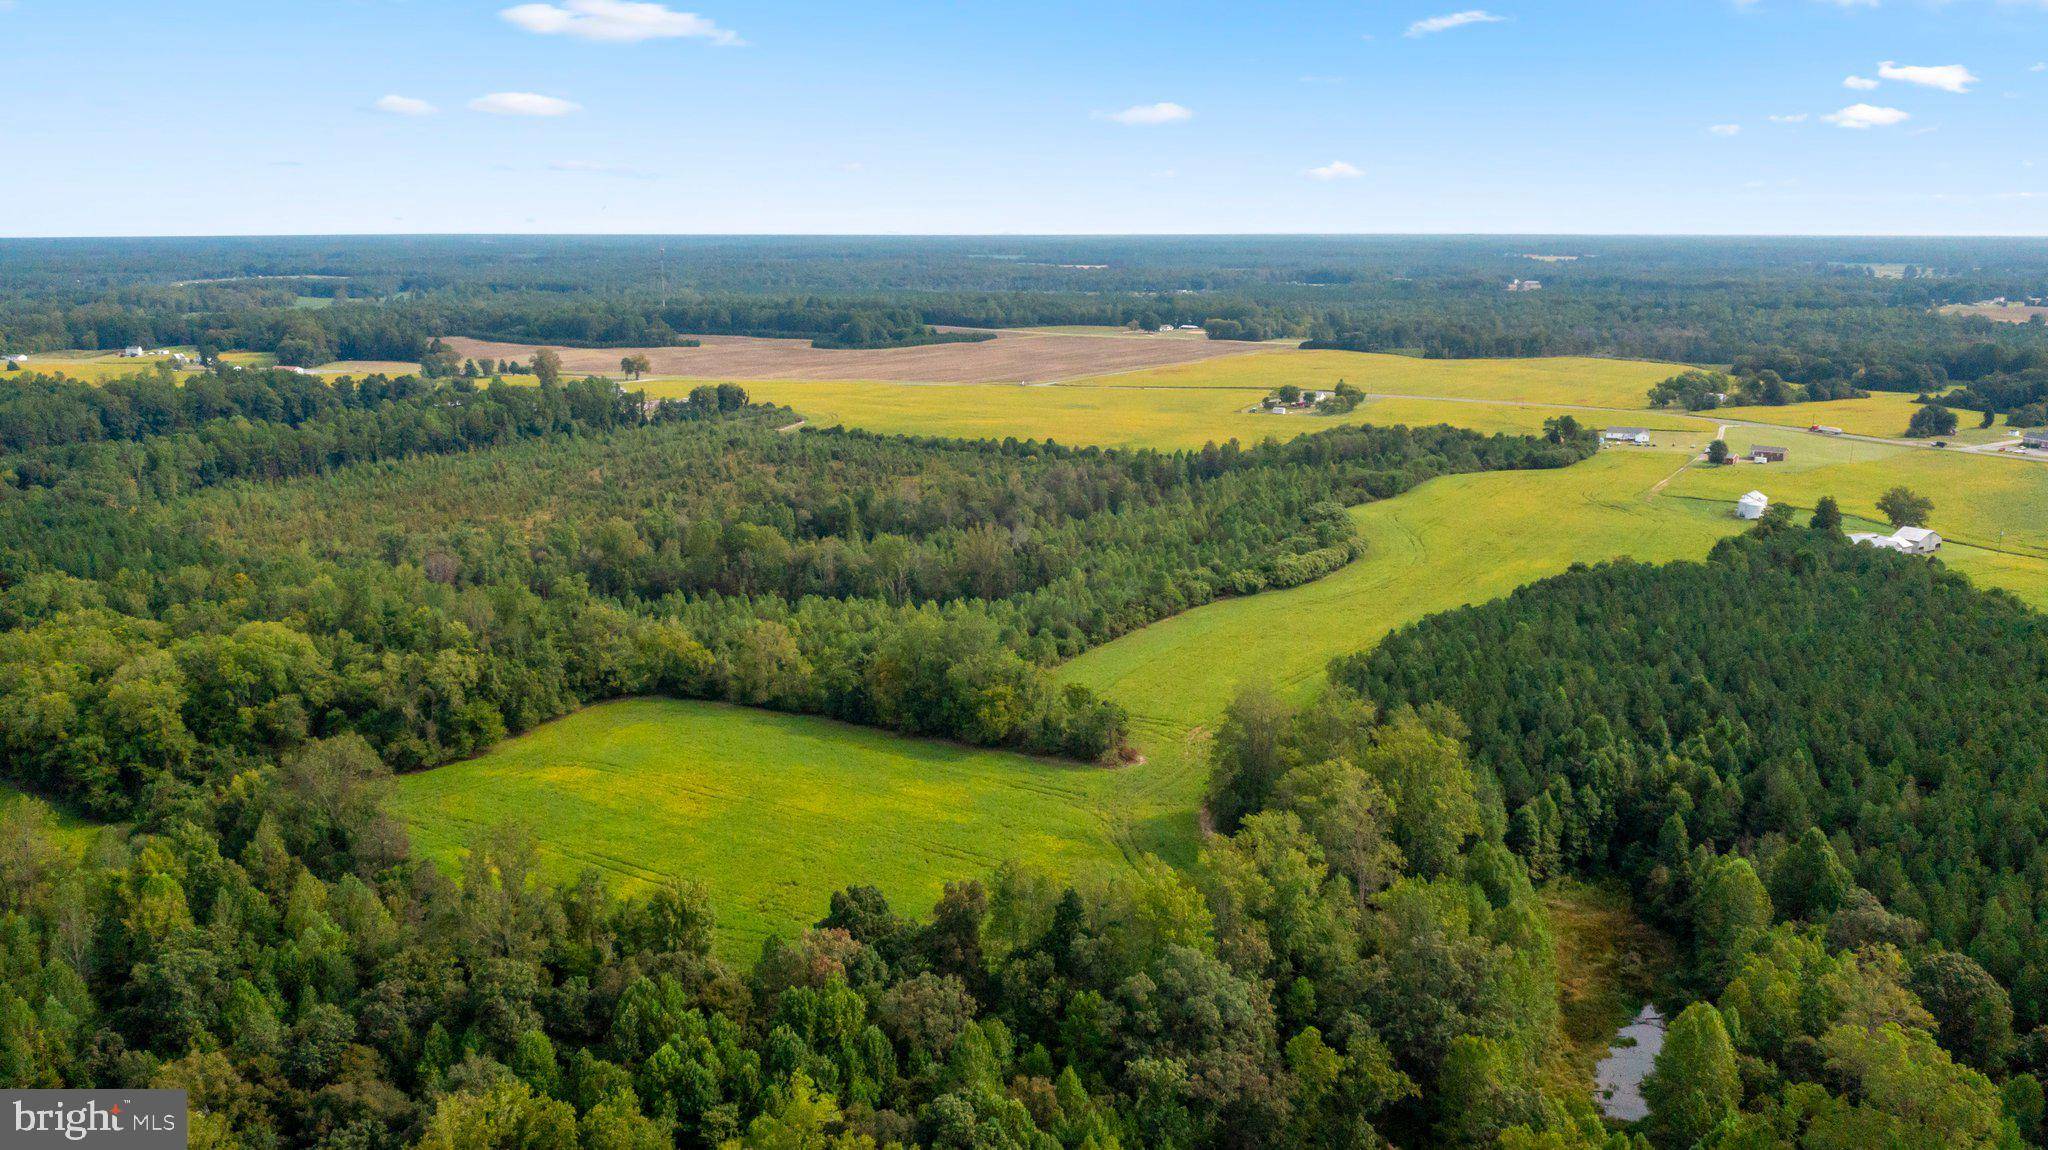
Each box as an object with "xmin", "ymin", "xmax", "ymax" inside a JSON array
[{"xmin": 1594, "ymin": 1003, "xmax": 1666, "ymax": 1122}]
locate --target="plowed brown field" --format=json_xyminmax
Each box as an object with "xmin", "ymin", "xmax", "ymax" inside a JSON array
[{"xmin": 443, "ymin": 328, "xmax": 1278, "ymax": 385}]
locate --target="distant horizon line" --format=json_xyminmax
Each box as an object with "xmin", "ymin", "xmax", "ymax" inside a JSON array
[{"xmin": 2, "ymin": 230, "xmax": 2047, "ymax": 242}]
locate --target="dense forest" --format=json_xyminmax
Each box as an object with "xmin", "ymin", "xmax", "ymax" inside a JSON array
[{"xmin": 1329, "ymin": 519, "xmax": 2048, "ymax": 1140}]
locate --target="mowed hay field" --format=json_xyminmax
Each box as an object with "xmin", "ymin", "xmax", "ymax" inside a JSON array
[
  {"xmin": 392, "ymin": 699, "xmax": 1130, "ymax": 957},
  {"xmin": 1718, "ymin": 392, "xmax": 2009, "ymax": 444},
  {"xmin": 1071, "ymin": 350, "xmax": 1688, "ymax": 409},
  {"xmin": 666, "ymin": 377, "xmax": 1711, "ymax": 452},
  {"xmin": 444, "ymin": 328, "xmax": 1278, "ymax": 385}
]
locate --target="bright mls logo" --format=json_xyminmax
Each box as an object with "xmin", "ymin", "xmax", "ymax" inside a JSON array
[{"xmin": 7, "ymin": 1091, "xmax": 187, "ymax": 1148}]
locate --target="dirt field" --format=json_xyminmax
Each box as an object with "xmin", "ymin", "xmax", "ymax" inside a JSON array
[
  {"xmin": 1940, "ymin": 302, "xmax": 2048, "ymax": 325},
  {"xmin": 442, "ymin": 328, "xmax": 1278, "ymax": 385}
]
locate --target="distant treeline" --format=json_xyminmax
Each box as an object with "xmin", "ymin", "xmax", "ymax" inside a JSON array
[{"xmin": 6, "ymin": 237, "xmax": 2048, "ymax": 388}]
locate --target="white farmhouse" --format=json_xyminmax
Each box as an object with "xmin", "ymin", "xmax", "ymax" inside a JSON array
[
  {"xmin": 1736, "ymin": 490, "xmax": 1769, "ymax": 520},
  {"xmin": 1602, "ymin": 427, "xmax": 1653, "ymax": 446}
]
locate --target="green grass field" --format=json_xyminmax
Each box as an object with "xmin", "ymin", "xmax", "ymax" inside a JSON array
[
  {"xmin": 392, "ymin": 699, "xmax": 1132, "ymax": 957},
  {"xmin": 1070, "ymin": 350, "xmax": 1689, "ymax": 408},
  {"xmin": 1, "ymin": 779, "xmax": 107, "ymax": 856},
  {"xmin": 657, "ymin": 376, "xmax": 1711, "ymax": 453},
  {"xmin": 1716, "ymin": 392, "xmax": 2008, "ymax": 444}
]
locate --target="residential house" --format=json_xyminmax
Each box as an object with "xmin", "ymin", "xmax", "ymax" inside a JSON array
[{"xmin": 1602, "ymin": 428, "xmax": 1653, "ymax": 446}]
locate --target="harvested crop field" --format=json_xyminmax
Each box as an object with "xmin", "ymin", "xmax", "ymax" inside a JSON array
[
  {"xmin": 1940, "ymin": 302, "xmax": 2048, "ymax": 324},
  {"xmin": 441, "ymin": 328, "xmax": 1279, "ymax": 385}
]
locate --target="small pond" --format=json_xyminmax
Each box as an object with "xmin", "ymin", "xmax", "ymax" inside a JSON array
[{"xmin": 1593, "ymin": 1003, "xmax": 1666, "ymax": 1122}]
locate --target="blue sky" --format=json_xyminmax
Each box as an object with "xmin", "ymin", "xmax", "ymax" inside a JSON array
[{"xmin": 1, "ymin": 0, "xmax": 2044, "ymax": 235}]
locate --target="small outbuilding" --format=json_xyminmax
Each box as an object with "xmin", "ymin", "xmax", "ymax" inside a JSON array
[
  {"xmin": 1736, "ymin": 490, "xmax": 1770, "ymax": 520},
  {"xmin": 1602, "ymin": 427, "xmax": 1652, "ymax": 446},
  {"xmin": 1750, "ymin": 445, "xmax": 1788, "ymax": 463},
  {"xmin": 120, "ymin": 346, "xmax": 145, "ymax": 358}
]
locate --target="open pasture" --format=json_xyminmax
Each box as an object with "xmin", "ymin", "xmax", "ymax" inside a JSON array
[
  {"xmin": 658, "ymin": 378, "xmax": 1711, "ymax": 453},
  {"xmin": 1667, "ymin": 427, "xmax": 2048, "ymax": 558},
  {"xmin": 1069, "ymin": 350, "xmax": 1688, "ymax": 409},
  {"xmin": 443, "ymin": 328, "xmax": 1277, "ymax": 385},
  {"xmin": 393, "ymin": 698, "xmax": 1130, "ymax": 956},
  {"xmin": 1717, "ymin": 392, "xmax": 2006, "ymax": 444}
]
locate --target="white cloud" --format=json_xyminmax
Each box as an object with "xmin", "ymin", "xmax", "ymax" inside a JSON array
[
  {"xmin": 1768, "ymin": 113, "xmax": 1809, "ymax": 123},
  {"xmin": 1878, "ymin": 61, "xmax": 1978, "ymax": 93},
  {"xmin": 500, "ymin": 1, "xmax": 741, "ymax": 45},
  {"xmin": 1305, "ymin": 160, "xmax": 1364, "ymax": 179},
  {"xmin": 1823, "ymin": 103, "xmax": 1910, "ymax": 129},
  {"xmin": 1097, "ymin": 102, "xmax": 1193, "ymax": 126},
  {"xmin": 1843, "ymin": 75, "xmax": 1879, "ymax": 90},
  {"xmin": 2034, "ymin": 63, "xmax": 2046, "ymax": 73},
  {"xmin": 375, "ymin": 95, "xmax": 438, "ymax": 116},
  {"xmin": 1405, "ymin": 10, "xmax": 1506, "ymax": 36},
  {"xmin": 469, "ymin": 92, "xmax": 583, "ymax": 116},
  {"xmin": 1708, "ymin": 123, "xmax": 1742, "ymax": 136}
]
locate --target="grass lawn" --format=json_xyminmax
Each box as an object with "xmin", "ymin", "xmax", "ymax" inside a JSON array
[
  {"xmin": 1067, "ymin": 350, "xmax": 1688, "ymax": 409},
  {"xmin": 392, "ymin": 699, "xmax": 1132, "ymax": 958}
]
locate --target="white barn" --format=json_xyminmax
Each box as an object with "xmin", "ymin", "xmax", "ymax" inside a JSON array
[
  {"xmin": 1602, "ymin": 427, "xmax": 1652, "ymax": 446},
  {"xmin": 1851, "ymin": 526, "xmax": 1942, "ymax": 555},
  {"xmin": 1736, "ymin": 490, "xmax": 1769, "ymax": 520}
]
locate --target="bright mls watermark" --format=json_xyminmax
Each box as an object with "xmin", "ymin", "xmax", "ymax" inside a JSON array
[{"xmin": 6, "ymin": 1091, "xmax": 187, "ymax": 1148}]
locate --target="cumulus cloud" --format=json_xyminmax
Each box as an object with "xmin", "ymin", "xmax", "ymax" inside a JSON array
[
  {"xmin": 1097, "ymin": 102, "xmax": 1193, "ymax": 126},
  {"xmin": 469, "ymin": 92, "xmax": 583, "ymax": 116},
  {"xmin": 1305, "ymin": 160, "xmax": 1364, "ymax": 179},
  {"xmin": 1876, "ymin": 61, "xmax": 1976, "ymax": 93},
  {"xmin": 2034, "ymin": 63, "xmax": 2046, "ymax": 73},
  {"xmin": 500, "ymin": 0, "xmax": 741, "ymax": 45},
  {"xmin": 1768, "ymin": 113, "xmax": 1809, "ymax": 123},
  {"xmin": 1843, "ymin": 75, "xmax": 1879, "ymax": 90},
  {"xmin": 1708, "ymin": 123, "xmax": 1742, "ymax": 136},
  {"xmin": 375, "ymin": 95, "xmax": 438, "ymax": 116},
  {"xmin": 1823, "ymin": 103, "xmax": 1910, "ymax": 129},
  {"xmin": 1405, "ymin": 10, "xmax": 1505, "ymax": 36}
]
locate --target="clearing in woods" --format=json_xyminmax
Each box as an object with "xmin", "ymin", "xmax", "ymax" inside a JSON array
[
  {"xmin": 391, "ymin": 699, "xmax": 1132, "ymax": 959},
  {"xmin": 442, "ymin": 328, "xmax": 1279, "ymax": 385},
  {"xmin": 395, "ymin": 446, "xmax": 1754, "ymax": 953}
]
